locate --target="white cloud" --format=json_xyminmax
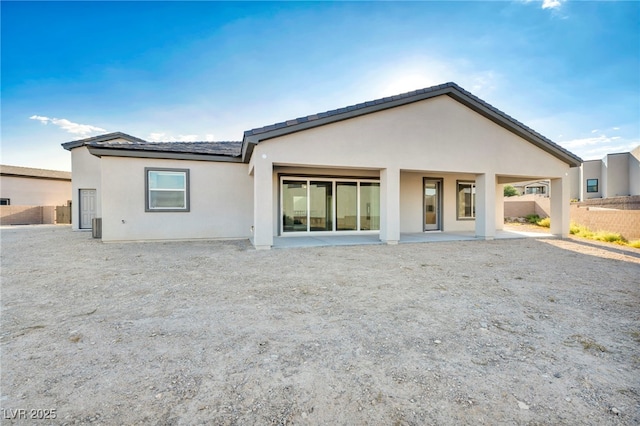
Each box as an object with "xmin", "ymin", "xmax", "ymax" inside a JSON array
[
  {"xmin": 29, "ymin": 115, "xmax": 106, "ymax": 135},
  {"xmin": 591, "ymin": 129, "xmax": 599, "ymax": 134},
  {"xmin": 541, "ymin": 0, "xmax": 563, "ymax": 10},
  {"xmin": 148, "ymin": 132, "xmax": 212, "ymax": 142},
  {"xmin": 560, "ymin": 134, "xmax": 616, "ymax": 149},
  {"xmin": 176, "ymin": 135, "xmax": 199, "ymax": 142},
  {"xmin": 148, "ymin": 132, "xmax": 169, "ymax": 142}
]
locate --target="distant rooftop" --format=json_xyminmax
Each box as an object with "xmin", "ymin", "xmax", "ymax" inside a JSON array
[{"xmin": 0, "ymin": 164, "xmax": 71, "ymax": 180}]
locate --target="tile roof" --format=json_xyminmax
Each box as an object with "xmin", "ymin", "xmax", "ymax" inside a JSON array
[
  {"xmin": 88, "ymin": 140, "xmax": 242, "ymax": 157},
  {"xmin": 242, "ymin": 82, "xmax": 582, "ymax": 167},
  {"xmin": 61, "ymin": 82, "xmax": 582, "ymax": 167},
  {"xmin": 1, "ymin": 164, "xmax": 71, "ymax": 180},
  {"xmin": 244, "ymin": 82, "xmax": 456, "ymax": 137}
]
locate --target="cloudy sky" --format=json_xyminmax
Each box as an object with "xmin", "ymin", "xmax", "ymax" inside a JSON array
[{"xmin": 2, "ymin": 1, "xmax": 638, "ymax": 171}]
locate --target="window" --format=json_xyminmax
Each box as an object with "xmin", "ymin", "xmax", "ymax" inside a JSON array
[
  {"xmin": 457, "ymin": 181, "xmax": 475, "ymax": 219},
  {"xmin": 145, "ymin": 168, "xmax": 190, "ymax": 212},
  {"xmin": 586, "ymin": 179, "xmax": 598, "ymax": 193},
  {"xmin": 281, "ymin": 177, "xmax": 380, "ymax": 233},
  {"xmin": 0, "ymin": 198, "xmax": 10, "ymax": 206}
]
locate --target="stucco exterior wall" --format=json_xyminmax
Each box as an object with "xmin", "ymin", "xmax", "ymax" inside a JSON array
[
  {"xmin": 70, "ymin": 146, "xmax": 102, "ymax": 230},
  {"xmin": 582, "ymin": 160, "xmax": 602, "ymax": 200},
  {"xmin": 99, "ymin": 156, "xmax": 253, "ymax": 241},
  {"xmin": 256, "ymin": 96, "xmax": 569, "ymax": 178},
  {"xmin": 251, "ymin": 95, "xmax": 570, "ymax": 243},
  {"xmin": 568, "ymin": 167, "xmax": 581, "ymax": 200},
  {"xmin": 0, "ymin": 176, "xmax": 70, "ymax": 206},
  {"xmin": 605, "ymin": 153, "xmax": 630, "ymax": 197},
  {"xmin": 630, "ymin": 147, "xmax": 640, "ymax": 196},
  {"xmin": 399, "ymin": 172, "xmax": 476, "ymax": 233}
]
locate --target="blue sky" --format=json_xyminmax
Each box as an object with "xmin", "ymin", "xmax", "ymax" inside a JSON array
[{"xmin": 2, "ymin": 1, "xmax": 639, "ymax": 171}]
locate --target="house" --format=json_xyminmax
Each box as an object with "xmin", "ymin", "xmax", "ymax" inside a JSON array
[
  {"xmin": 62, "ymin": 82, "xmax": 582, "ymax": 249},
  {"xmin": 0, "ymin": 165, "xmax": 71, "ymax": 206},
  {"xmin": 0, "ymin": 165, "xmax": 72, "ymax": 225},
  {"xmin": 571, "ymin": 146, "xmax": 640, "ymax": 201},
  {"xmin": 511, "ymin": 180, "xmax": 550, "ymax": 196}
]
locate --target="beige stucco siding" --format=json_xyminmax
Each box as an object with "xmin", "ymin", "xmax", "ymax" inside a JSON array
[
  {"xmin": 0, "ymin": 176, "xmax": 70, "ymax": 206},
  {"xmin": 256, "ymin": 96, "xmax": 569, "ymax": 178},
  {"xmin": 630, "ymin": 147, "xmax": 640, "ymax": 196},
  {"xmin": 250, "ymin": 95, "xmax": 571, "ymax": 245},
  {"xmin": 70, "ymin": 146, "xmax": 102, "ymax": 230},
  {"xmin": 605, "ymin": 154, "xmax": 630, "ymax": 197},
  {"xmin": 399, "ymin": 172, "xmax": 476, "ymax": 233},
  {"xmin": 582, "ymin": 160, "xmax": 602, "ymax": 199},
  {"xmin": 99, "ymin": 157, "xmax": 253, "ymax": 242}
]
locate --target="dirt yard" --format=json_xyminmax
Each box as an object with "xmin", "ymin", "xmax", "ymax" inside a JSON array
[{"xmin": 1, "ymin": 225, "xmax": 639, "ymax": 425}]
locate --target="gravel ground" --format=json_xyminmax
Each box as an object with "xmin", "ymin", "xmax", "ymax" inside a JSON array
[{"xmin": 1, "ymin": 225, "xmax": 639, "ymax": 425}]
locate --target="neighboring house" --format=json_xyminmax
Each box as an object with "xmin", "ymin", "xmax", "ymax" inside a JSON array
[
  {"xmin": 0, "ymin": 165, "xmax": 71, "ymax": 206},
  {"xmin": 574, "ymin": 146, "xmax": 640, "ymax": 201},
  {"xmin": 511, "ymin": 180, "xmax": 550, "ymax": 196},
  {"xmin": 62, "ymin": 82, "xmax": 581, "ymax": 249}
]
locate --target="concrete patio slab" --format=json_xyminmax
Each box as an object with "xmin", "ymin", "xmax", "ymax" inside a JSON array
[{"xmin": 272, "ymin": 229, "xmax": 554, "ymax": 248}]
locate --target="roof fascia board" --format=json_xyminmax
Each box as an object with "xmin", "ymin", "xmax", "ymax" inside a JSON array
[
  {"xmin": 247, "ymin": 87, "xmax": 453, "ymax": 143},
  {"xmin": 242, "ymin": 86, "xmax": 581, "ymax": 168},
  {"xmin": 87, "ymin": 147, "xmax": 244, "ymax": 163},
  {"xmin": 62, "ymin": 132, "xmax": 148, "ymax": 151},
  {"xmin": 241, "ymin": 87, "xmax": 454, "ymax": 162},
  {"xmin": 0, "ymin": 173, "xmax": 71, "ymax": 181}
]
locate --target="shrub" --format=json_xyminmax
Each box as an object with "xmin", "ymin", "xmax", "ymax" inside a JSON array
[
  {"xmin": 536, "ymin": 217, "xmax": 550, "ymax": 228},
  {"xmin": 525, "ymin": 214, "xmax": 541, "ymax": 224},
  {"xmin": 569, "ymin": 222, "xmax": 635, "ymax": 247},
  {"xmin": 503, "ymin": 185, "xmax": 518, "ymax": 197}
]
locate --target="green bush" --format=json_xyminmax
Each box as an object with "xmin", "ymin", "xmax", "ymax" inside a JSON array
[
  {"xmin": 525, "ymin": 214, "xmax": 541, "ymax": 224},
  {"xmin": 503, "ymin": 185, "xmax": 518, "ymax": 197}
]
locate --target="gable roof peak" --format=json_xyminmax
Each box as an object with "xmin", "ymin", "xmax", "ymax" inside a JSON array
[{"xmin": 61, "ymin": 132, "xmax": 147, "ymax": 151}]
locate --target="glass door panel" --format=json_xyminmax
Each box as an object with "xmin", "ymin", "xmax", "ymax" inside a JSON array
[
  {"xmin": 282, "ymin": 181, "xmax": 308, "ymax": 232},
  {"xmin": 424, "ymin": 179, "xmax": 441, "ymax": 231},
  {"xmin": 309, "ymin": 181, "xmax": 333, "ymax": 231},
  {"xmin": 360, "ymin": 182, "xmax": 380, "ymax": 231},
  {"xmin": 336, "ymin": 182, "xmax": 357, "ymax": 230}
]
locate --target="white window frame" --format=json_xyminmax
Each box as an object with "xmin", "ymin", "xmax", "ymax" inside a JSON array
[
  {"xmin": 145, "ymin": 168, "xmax": 190, "ymax": 212},
  {"xmin": 279, "ymin": 176, "xmax": 380, "ymax": 235}
]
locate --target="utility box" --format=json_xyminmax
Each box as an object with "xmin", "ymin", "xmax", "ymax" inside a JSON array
[{"xmin": 92, "ymin": 218, "xmax": 102, "ymax": 239}]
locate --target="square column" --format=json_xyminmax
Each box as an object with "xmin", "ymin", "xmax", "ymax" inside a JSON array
[
  {"xmin": 550, "ymin": 176, "xmax": 569, "ymax": 238},
  {"xmin": 252, "ymin": 156, "xmax": 273, "ymax": 249},
  {"xmin": 380, "ymin": 167, "xmax": 400, "ymax": 244},
  {"xmin": 495, "ymin": 183, "xmax": 505, "ymax": 231},
  {"xmin": 475, "ymin": 172, "xmax": 496, "ymax": 240}
]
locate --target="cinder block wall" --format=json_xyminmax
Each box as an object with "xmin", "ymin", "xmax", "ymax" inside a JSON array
[
  {"xmin": 573, "ymin": 195, "xmax": 640, "ymax": 210},
  {"xmin": 504, "ymin": 195, "xmax": 551, "ymax": 218},
  {"xmin": 0, "ymin": 206, "xmax": 56, "ymax": 225},
  {"xmin": 570, "ymin": 205, "xmax": 640, "ymax": 240}
]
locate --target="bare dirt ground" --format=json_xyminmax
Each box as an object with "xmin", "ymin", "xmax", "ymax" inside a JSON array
[{"xmin": 1, "ymin": 225, "xmax": 639, "ymax": 425}]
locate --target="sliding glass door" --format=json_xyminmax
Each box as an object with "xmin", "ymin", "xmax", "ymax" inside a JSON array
[{"xmin": 281, "ymin": 178, "xmax": 380, "ymax": 234}]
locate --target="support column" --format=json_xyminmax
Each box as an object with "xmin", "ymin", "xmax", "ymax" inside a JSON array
[
  {"xmin": 550, "ymin": 176, "xmax": 569, "ymax": 238},
  {"xmin": 252, "ymin": 157, "xmax": 273, "ymax": 250},
  {"xmin": 475, "ymin": 172, "xmax": 496, "ymax": 240},
  {"xmin": 495, "ymin": 183, "xmax": 504, "ymax": 231},
  {"xmin": 380, "ymin": 167, "xmax": 400, "ymax": 244}
]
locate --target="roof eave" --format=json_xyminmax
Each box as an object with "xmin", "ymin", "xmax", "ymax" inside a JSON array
[
  {"xmin": 242, "ymin": 84, "xmax": 582, "ymax": 167},
  {"xmin": 87, "ymin": 147, "xmax": 243, "ymax": 163}
]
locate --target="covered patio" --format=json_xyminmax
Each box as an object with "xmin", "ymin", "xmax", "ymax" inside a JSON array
[{"xmin": 272, "ymin": 227, "xmax": 554, "ymax": 249}]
